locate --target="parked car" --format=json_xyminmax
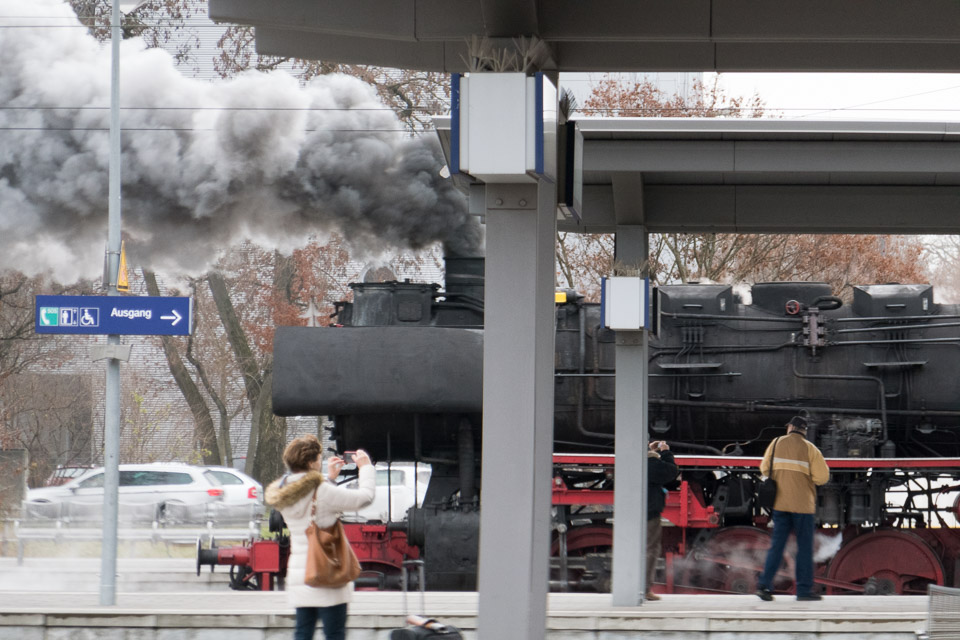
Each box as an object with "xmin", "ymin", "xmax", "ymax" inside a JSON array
[
  {"xmin": 44, "ymin": 464, "xmax": 96, "ymax": 486},
  {"xmin": 203, "ymin": 466, "xmax": 264, "ymax": 524},
  {"xmin": 343, "ymin": 462, "xmax": 430, "ymax": 523},
  {"xmin": 25, "ymin": 463, "xmax": 225, "ymax": 524},
  {"xmin": 203, "ymin": 466, "xmax": 262, "ymax": 505}
]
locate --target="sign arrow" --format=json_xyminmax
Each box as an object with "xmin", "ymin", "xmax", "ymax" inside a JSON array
[{"xmin": 160, "ymin": 309, "xmax": 182, "ymax": 326}]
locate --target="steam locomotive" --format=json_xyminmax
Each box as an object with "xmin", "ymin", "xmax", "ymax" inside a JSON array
[{"xmin": 265, "ymin": 256, "xmax": 960, "ymax": 596}]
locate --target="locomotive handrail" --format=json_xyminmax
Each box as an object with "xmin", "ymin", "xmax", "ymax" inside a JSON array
[
  {"xmin": 833, "ymin": 336, "xmax": 960, "ymax": 345},
  {"xmin": 835, "ymin": 314, "xmax": 960, "ymax": 322},
  {"xmin": 836, "ymin": 321, "xmax": 960, "ymax": 333},
  {"xmin": 552, "ymin": 453, "xmax": 960, "ymax": 470},
  {"xmin": 648, "ymin": 396, "xmax": 960, "ymax": 418},
  {"xmin": 661, "ymin": 312, "xmax": 803, "ymax": 323},
  {"xmin": 793, "ymin": 348, "xmax": 889, "ymax": 441}
]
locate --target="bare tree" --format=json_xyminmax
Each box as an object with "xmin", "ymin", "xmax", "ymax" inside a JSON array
[
  {"xmin": 561, "ymin": 77, "xmax": 929, "ymax": 297},
  {"xmin": 143, "ymin": 269, "xmax": 220, "ymax": 463},
  {"xmin": 1, "ymin": 273, "xmax": 97, "ymax": 484}
]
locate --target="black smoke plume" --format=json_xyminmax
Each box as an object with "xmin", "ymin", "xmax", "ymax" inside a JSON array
[{"xmin": 0, "ymin": 0, "xmax": 478, "ymax": 282}]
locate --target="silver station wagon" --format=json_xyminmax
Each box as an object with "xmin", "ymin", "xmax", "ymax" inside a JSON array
[{"xmin": 25, "ymin": 463, "xmax": 226, "ymax": 524}]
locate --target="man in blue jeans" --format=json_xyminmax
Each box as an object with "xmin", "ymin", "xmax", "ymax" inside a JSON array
[{"xmin": 756, "ymin": 416, "xmax": 830, "ymax": 602}]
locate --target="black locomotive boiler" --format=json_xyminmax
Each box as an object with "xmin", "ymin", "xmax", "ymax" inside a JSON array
[{"xmin": 272, "ymin": 256, "xmax": 960, "ymax": 595}]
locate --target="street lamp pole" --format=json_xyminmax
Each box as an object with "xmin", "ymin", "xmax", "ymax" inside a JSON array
[{"xmin": 100, "ymin": 0, "xmax": 123, "ymax": 606}]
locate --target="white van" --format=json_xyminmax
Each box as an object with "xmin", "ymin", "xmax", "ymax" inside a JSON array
[{"xmin": 342, "ymin": 463, "xmax": 431, "ymax": 523}]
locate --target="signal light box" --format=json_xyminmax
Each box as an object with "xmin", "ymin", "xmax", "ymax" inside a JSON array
[
  {"xmin": 601, "ymin": 277, "xmax": 651, "ymax": 332},
  {"xmin": 451, "ymin": 72, "xmax": 557, "ymax": 183}
]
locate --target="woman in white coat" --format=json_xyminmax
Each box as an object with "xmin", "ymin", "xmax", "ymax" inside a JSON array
[{"xmin": 266, "ymin": 435, "xmax": 376, "ymax": 640}]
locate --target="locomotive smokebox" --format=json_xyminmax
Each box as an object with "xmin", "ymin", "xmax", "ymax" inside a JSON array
[{"xmin": 273, "ymin": 326, "xmax": 482, "ymax": 416}]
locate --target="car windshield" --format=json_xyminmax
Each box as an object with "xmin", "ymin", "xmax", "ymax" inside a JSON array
[
  {"xmin": 119, "ymin": 470, "xmax": 194, "ymax": 486},
  {"xmin": 376, "ymin": 470, "xmax": 405, "ymax": 486},
  {"xmin": 78, "ymin": 473, "xmax": 104, "ymax": 489}
]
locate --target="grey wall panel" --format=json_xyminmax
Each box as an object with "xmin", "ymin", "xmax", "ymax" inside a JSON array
[
  {"xmin": 643, "ymin": 185, "xmax": 738, "ymax": 231},
  {"xmin": 553, "ymin": 41, "xmax": 716, "ymax": 72},
  {"xmin": 733, "ymin": 186, "xmax": 960, "ymax": 233},
  {"xmin": 715, "ymin": 42, "xmax": 960, "ymax": 73},
  {"xmin": 733, "ymin": 142, "xmax": 960, "ymax": 174},
  {"xmin": 586, "ymin": 141, "xmax": 735, "ymax": 173},
  {"xmin": 540, "ymin": 1, "xmax": 711, "ymax": 40}
]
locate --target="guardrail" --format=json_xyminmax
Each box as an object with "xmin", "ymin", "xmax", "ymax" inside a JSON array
[
  {"xmin": 8, "ymin": 501, "xmax": 265, "ymax": 565},
  {"xmin": 20, "ymin": 500, "xmax": 264, "ymax": 527},
  {"xmin": 918, "ymin": 585, "xmax": 960, "ymax": 640}
]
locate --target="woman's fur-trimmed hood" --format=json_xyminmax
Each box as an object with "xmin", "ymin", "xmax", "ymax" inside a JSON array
[{"xmin": 265, "ymin": 470, "xmax": 324, "ymax": 509}]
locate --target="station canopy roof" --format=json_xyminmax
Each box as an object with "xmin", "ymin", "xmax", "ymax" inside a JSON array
[
  {"xmin": 208, "ymin": 0, "xmax": 960, "ymax": 73},
  {"xmin": 435, "ymin": 117, "xmax": 960, "ymax": 234}
]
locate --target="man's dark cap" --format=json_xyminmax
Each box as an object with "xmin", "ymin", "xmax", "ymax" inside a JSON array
[{"xmin": 787, "ymin": 416, "xmax": 808, "ymax": 431}]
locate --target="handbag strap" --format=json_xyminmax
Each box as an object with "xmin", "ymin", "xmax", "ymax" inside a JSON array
[
  {"xmin": 309, "ymin": 487, "xmax": 341, "ymax": 531},
  {"xmin": 769, "ymin": 436, "xmax": 780, "ymax": 473}
]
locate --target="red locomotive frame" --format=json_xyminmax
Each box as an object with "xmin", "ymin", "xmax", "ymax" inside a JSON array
[{"xmin": 200, "ymin": 453, "xmax": 960, "ymax": 594}]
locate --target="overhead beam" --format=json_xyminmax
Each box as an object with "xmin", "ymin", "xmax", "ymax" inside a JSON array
[
  {"xmin": 479, "ymin": 0, "xmax": 539, "ymax": 36},
  {"xmin": 711, "ymin": 0, "xmax": 960, "ymax": 42},
  {"xmin": 210, "ymin": 0, "xmax": 960, "ymax": 72},
  {"xmin": 646, "ymin": 185, "xmax": 960, "ymax": 234},
  {"xmin": 255, "ymin": 29, "xmax": 457, "ymax": 72},
  {"xmin": 576, "ymin": 184, "xmax": 960, "ymax": 234},
  {"xmin": 212, "ymin": 0, "xmax": 960, "ymax": 44},
  {"xmin": 209, "ymin": 0, "xmax": 417, "ymax": 40},
  {"xmin": 585, "ymin": 141, "xmax": 960, "ymax": 175},
  {"xmin": 611, "ymin": 173, "xmax": 645, "ymax": 226}
]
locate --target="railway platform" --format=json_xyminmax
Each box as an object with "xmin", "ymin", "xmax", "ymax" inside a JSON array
[{"xmin": 0, "ymin": 588, "xmax": 927, "ymax": 640}]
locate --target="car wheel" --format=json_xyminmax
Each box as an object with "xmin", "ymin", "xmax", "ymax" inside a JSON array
[{"xmin": 159, "ymin": 500, "xmax": 187, "ymax": 526}]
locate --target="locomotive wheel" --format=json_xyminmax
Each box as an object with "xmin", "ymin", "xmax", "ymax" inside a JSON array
[
  {"xmin": 558, "ymin": 525, "xmax": 613, "ymax": 555},
  {"xmin": 825, "ymin": 529, "xmax": 944, "ymax": 595},
  {"xmin": 229, "ymin": 564, "xmax": 259, "ymax": 590},
  {"xmin": 551, "ymin": 525, "xmax": 613, "ymax": 592},
  {"xmin": 681, "ymin": 526, "xmax": 773, "ymax": 594}
]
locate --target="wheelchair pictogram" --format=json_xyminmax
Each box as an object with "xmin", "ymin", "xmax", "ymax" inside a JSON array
[{"xmin": 79, "ymin": 308, "xmax": 99, "ymax": 327}]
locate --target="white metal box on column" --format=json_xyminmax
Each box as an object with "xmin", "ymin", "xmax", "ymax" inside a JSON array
[{"xmin": 451, "ymin": 72, "xmax": 557, "ymax": 183}]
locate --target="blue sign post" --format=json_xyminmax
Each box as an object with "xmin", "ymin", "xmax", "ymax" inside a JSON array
[{"xmin": 35, "ymin": 295, "xmax": 192, "ymax": 336}]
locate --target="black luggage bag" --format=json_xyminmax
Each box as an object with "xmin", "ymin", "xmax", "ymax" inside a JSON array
[
  {"xmin": 389, "ymin": 560, "xmax": 463, "ymax": 640},
  {"xmin": 389, "ymin": 624, "xmax": 463, "ymax": 639}
]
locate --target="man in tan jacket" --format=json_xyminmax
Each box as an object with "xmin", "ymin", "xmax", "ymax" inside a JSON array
[{"xmin": 756, "ymin": 416, "xmax": 830, "ymax": 602}]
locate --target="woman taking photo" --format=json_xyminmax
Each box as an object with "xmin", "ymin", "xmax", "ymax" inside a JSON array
[{"xmin": 266, "ymin": 435, "xmax": 375, "ymax": 640}]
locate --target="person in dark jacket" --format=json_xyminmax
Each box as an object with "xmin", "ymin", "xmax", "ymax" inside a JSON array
[{"xmin": 646, "ymin": 439, "xmax": 679, "ymax": 601}]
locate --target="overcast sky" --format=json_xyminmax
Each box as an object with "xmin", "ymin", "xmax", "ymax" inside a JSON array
[
  {"xmin": 717, "ymin": 72, "xmax": 960, "ymax": 121},
  {"xmin": 560, "ymin": 71, "xmax": 960, "ymax": 122}
]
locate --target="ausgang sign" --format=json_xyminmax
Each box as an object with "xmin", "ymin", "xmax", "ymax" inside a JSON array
[{"xmin": 35, "ymin": 295, "xmax": 192, "ymax": 336}]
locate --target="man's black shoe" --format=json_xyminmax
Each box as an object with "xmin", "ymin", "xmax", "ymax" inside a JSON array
[
  {"xmin": 796, "ymin": 594, "xmax": 822, "ymax": 601},
  {"xmin": 756, "ymin": 587, "xmax": 773, "ymax": 601}
]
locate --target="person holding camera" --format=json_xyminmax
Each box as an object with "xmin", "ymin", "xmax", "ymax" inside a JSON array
[
  {"xmin": 645, "ymin": 439, "xmax": 679, "ymax": 601},
  {"xmin": 755, "ymin": 416, "xmax": 830, "ymax": 602},
  {"xmin": 266, "ymin": 435, "xmax": 375, "ymax": 640}
]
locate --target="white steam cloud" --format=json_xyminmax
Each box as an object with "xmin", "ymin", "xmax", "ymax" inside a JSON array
[{"xmin": 0, "ymin": 0, "xmax": 478, "ymax": 282}]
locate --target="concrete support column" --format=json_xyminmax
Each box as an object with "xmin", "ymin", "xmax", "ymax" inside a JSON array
[
  {"xmin": 477, "ymin": 181, "xmax": 557, "ymax": 640},
  {"xmin": 611, "ymin": 225, "xmax": 650, "ymax": 606}
]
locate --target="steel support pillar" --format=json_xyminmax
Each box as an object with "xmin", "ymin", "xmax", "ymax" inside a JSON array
[
  {"xmin": 611, "ymin": 225, "xmax": 650, "ymax": 606},
  {"xmin": 477, "ymin": 181, "xmax": 557, "ymax": 639}
]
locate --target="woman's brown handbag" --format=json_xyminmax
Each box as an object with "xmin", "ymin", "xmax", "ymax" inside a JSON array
[{"xmin": 304, "ymin": 488, "xmax": 361, "ymax": 588}]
